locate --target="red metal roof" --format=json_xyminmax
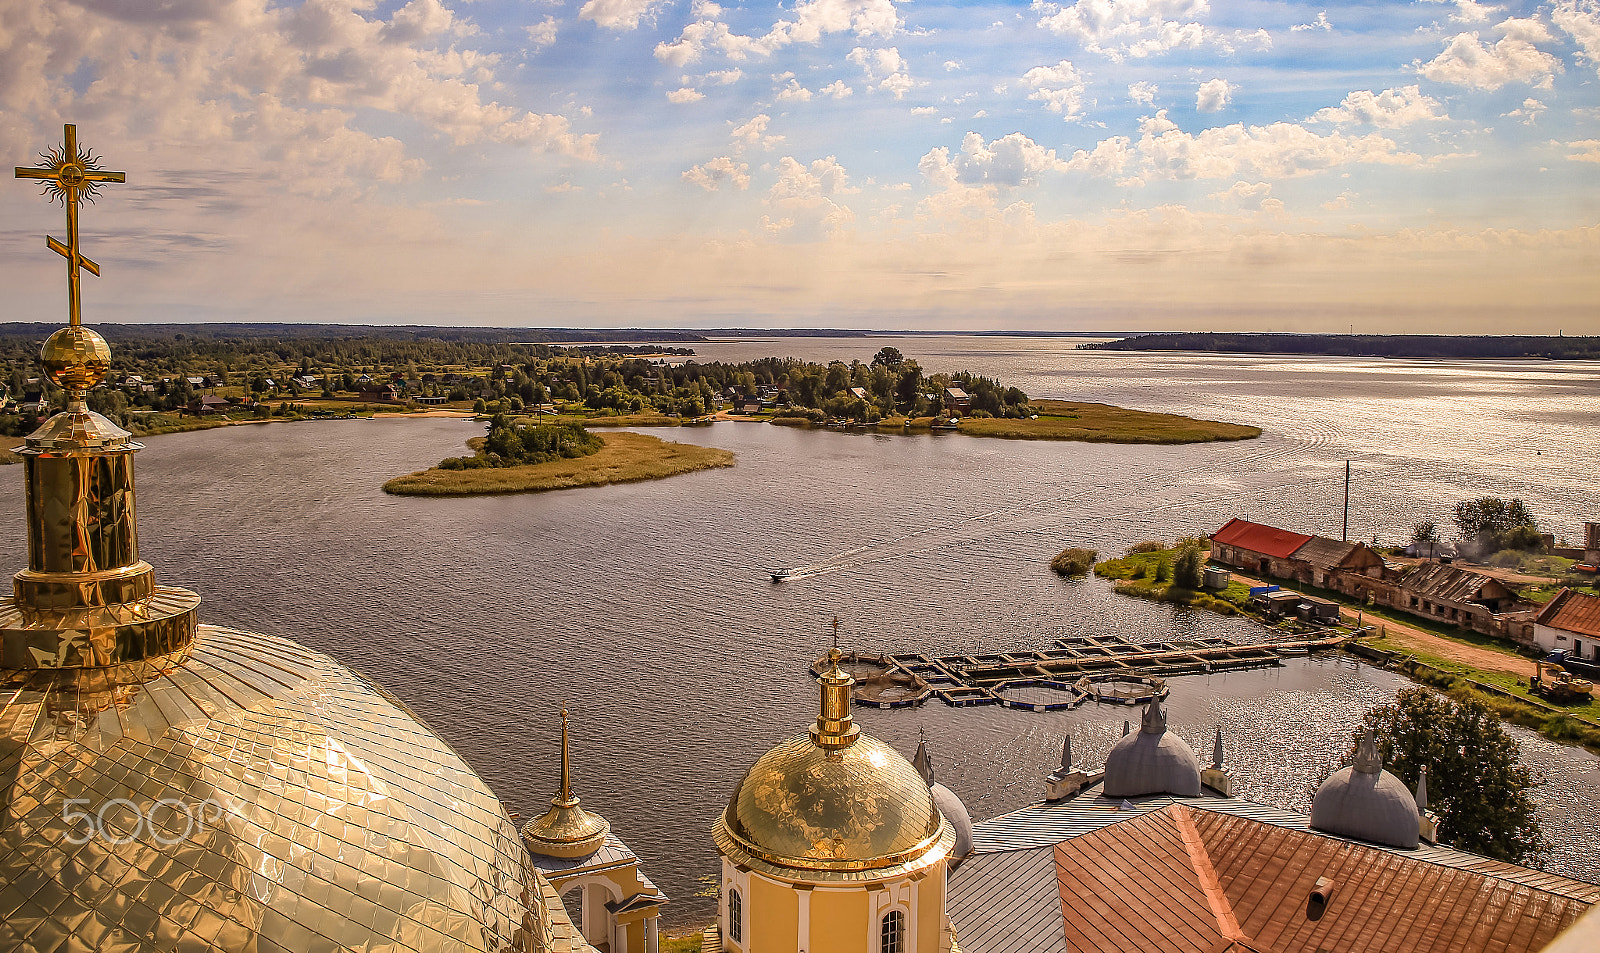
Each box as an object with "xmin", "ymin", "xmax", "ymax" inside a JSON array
[
  {"xmin": 1537, "ymin": 588, "xmax": 1600, "ymax": 639},
  {"xmin": 1212, "ymin": 519, "xmax": 1314, "ymax": 560},
  {"xmin": 1053, "ymin": 804, "xmax": 1590, "ymax": 953}
]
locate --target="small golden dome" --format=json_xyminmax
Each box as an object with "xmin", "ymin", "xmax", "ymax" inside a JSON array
[
  {"xmin": 717, "ymin": 731, "xmax": 948, "ymax": 875},
  {"xmin": 521, "ymin": 708, "xmax": 611, "ymax": 859},
  {"xmin": 41, "ymin": 324, "xmax": 111, "ymax": 392}
]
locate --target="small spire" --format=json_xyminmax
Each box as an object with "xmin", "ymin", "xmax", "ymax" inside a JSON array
[
  {"xmin": 912, "ymin": 728, "xmax": 934, "ymax": 786},
  {"xmin": 1123, "ymin": 720, "xmax": 1130, "ymax": 737},
  {"xmin": 1415, "ymin": 764, "xmax": 1429, "ymax": 813},
  {"xmin": 559, "ymin": 707, "xmax": 573, "ymax": 804},
  {"xmin": 1061, "ymin": 735, "xmax": 1074, "ymax": 772},
  {"xmin": 1211, "ymin": 725, "xmax": 1224, "ymax": 770},
  {"xmin": 1140, "ymin": 695, "xmax": 1168, "ymax": 734},
  {"xmin": 1353, "ymin": 728, "xmax": 1382, "ymax": 775}
]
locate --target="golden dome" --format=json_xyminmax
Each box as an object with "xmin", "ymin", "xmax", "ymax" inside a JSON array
[
  {"xmin": 713, "ymin": 648, "xmax": 953, "ymax": 881},
  {"xmin": 41, "ymin": 324, "xmax": 112, "ymax": 392}
]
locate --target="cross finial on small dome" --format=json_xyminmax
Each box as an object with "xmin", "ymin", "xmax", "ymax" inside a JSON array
[
  {"xmin": 1211, "ymin": 725, "xmax": 1224, "ymax": 770},
  {"xmin": 912, "ymin": 730, "xmax": 934, "ymax": 786},
  {"xmin": 1061, "ymin": 735, "xmax": 1074, "ymax": 772},
  {"xmin": 1140, "ymin": 695, "xmax": 1168, "ymax": 734},
  {"xmin": 1415, "ymin": 764, "xmax": 1429, "ymax": 812},
  {"xmin": 1353, "ymin": 727, "xmax": 1383, "ymax": 774}
]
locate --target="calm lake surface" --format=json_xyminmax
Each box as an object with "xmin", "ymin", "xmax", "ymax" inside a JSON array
[{"xmin": 2, "ymin": 335, "xmax": 1597, "ymax": 926}]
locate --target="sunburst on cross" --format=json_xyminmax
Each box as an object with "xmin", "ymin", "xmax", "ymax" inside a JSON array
[{"xmin": 14, "ymin": 124, "xmax": 126, "ymax": 328}]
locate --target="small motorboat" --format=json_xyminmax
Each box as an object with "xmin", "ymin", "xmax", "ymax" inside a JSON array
[{"xmin": 770, "ymin": 569, "xmax": 793, "ymax": 582}]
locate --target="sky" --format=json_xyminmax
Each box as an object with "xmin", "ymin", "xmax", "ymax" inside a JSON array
[{"xmin": 1, "ymin": 0, "xmax": 1597, "ymax": 332}]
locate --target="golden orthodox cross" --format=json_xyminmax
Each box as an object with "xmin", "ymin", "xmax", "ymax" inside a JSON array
[{"xmin": 14, "ymin": 124, "xmax": 126, "ymax": 328}]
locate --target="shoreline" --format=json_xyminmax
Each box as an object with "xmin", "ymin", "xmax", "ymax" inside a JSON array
[{"xmin": 382, "ymin": 430, "xmax": 735, "ymax": 496}]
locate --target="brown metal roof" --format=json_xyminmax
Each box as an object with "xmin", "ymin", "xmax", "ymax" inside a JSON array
[
  {"xmin": 1050, "ymin": 804, "xmax": 1589, "ymax": 953},
  {"xmin": 1213, "ymin": 519, "xmax": 1314, "ymax": 560},
  {"xmin": 1537, "ymin": 588, "xmax": 1600, "ymax": 639},
  {"xmin": 1400, "ymin": 563, "xmax": 1514, "ymax": 604},
  {"xmin": 1291, "ymin": 536, "xmax": 1367, "ymax": 571}
]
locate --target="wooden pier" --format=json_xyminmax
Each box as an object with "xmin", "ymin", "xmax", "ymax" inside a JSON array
[{"xmin": 813, "ymin": 632, "xmax": 1349, "ymax": 711}]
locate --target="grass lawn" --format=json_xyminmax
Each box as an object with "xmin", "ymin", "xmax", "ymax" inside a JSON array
[
  {"xmin": 1092, "ymin": 544, "xmax": 1256, "ymax": 616},
  {"xmin": 922, "ymin": 399, "xmax": 1258, "ymax": 443},
  {"xmin": 382, "ymin": 431, "xmax": 734, "ymax": 495}
]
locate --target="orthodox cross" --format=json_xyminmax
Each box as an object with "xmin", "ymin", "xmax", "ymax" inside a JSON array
[{"xmin": 14, "ymin": 124, "xmax": 126, "ymax": 328}]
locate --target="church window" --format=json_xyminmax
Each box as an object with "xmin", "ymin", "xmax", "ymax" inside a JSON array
[
  {"xmin": 881, "ymin": 909, "xmax": 905, "ymax": 953},
  {"xmin": 728, "ymin": 888, "xmax": 742, "ymax": 942}
]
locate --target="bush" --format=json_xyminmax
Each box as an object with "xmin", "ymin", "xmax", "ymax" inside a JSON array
[
  {"xmin": 1051, "ymin": 547, "xmax": 1098, "ymax": 576},
  {"xmin": 1131, "ymin": 563, "xmax": 1146, "ymax": 579},
  {"xmin": 1173, "ymin": 543, "xmax": 1203, "ymax": 589},
  {"xmin": 1127, "ymin": 540, "xmax": 1166, "ymax": 554},
  {"xmin": 1153, "ymin": 556, "xmax": 1171, "ymax": 584}
]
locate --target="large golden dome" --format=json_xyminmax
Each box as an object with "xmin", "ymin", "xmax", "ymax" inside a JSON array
[{"xmin": 713, "ymin": 649, "xmax": 953, "ymax": 882}]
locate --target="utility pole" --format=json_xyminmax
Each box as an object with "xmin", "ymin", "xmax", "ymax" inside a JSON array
[{"xmin": 1342, "ymin": 461, "xmax": 1351, "ymax": 542}]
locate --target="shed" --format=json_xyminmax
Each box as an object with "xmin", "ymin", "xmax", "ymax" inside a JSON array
[
  {"xmin": 1299, "ymin": 596, "xmax": 1340, "ymax": 623},
  {"xmin": 1261, "ymin": 590, "xmax": 1302, "ymax": 615},
  {"xmin": 1201, "ymin": 567, "xmax": 1230, "ymax": 590}
]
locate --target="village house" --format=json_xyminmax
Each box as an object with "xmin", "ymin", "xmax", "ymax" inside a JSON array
[
  {"xmin": 944, "ymin": 386, "xmax": 971, "ymax": 416},
  {"xmin": 848, "ymin": 386, "xmax": 869, "ymax": 401},
  {"xmin": 1531, "ymin": 588, "xmax": 1600, "ymax": 661},
  {"xmin": 359, "ymin": 383, "xmax": 402, "ymax": 402},
  {"xmin": 185, "ymin": 395, "xmax": 232, "ymax": 417}
]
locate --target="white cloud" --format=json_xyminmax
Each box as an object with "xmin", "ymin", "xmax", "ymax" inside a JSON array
[
  {"xmin": 1129, "ymin": 81, "xmax": 1157, "ymax": 106},
  {"xmin": 1568, "ymin": 139, "xmax": 1600, "ymax": 162},
  {"xmin": 1209, "ymin": 180, "xmax": 1271, "ymax": 205},
  {"xmin": 820, "ymin": 79, "xmax": 853, "ymax": 98},
  {"xmin": 1022, "ymin": 59, "xmax": 1086, "ymax": 120},
  {"xmin": 911, "ymin": 106, "xmax": 938, "ymax": 116},
  {"xmin": 731, "ymin": 113, "xmax": 783, "ymax": 151},
  {"xmin": 920, "ymin": 132, "xmax": 1070, "ymax": 188},
  {"xmin": 1196, "ymin": 78, "xmax": 1233, "ymax": 112},
  {"xmin": 668, "ymin": 87, "xmax": 705, "ymax": 103},
  {"xmin": 656, "ymin": 0, "xmax": 901, "ymax": 68},
  {"xmin": 1033, "ymin": 0, "xmax": 1208, "ymax": 62},
  {"xmin": 1322, "ymin": 190, "xmax": 1355, "ymax": 210},
  {"xmin": 776, "ymin": 79, "xmax": 813, "ymax": 102},
  {"xmin": 655, "ymin": 19, "xmax": 773, "ymax": 66},
  {"xmin": 579, "ymin": 0, "xmax": 667, "ymax": 31},
  {"xmin": 1313, "ymin": 86, "xmax": 1445, "ymax": 127},
  {"xmin": 847, "ymin": 46, "xmax": 914, "ymax": 98},
  {"xmin": 1503, "ymin": 97, "xmax": 1546, "ymax": 123},
  {"xmin": 767, "ymin": 155, "xmax": 857, "ymax": 235},
  {"xmin": 1291, "ymin": 11, "xmax": 1331, "ymax": 32},
  {"xmin": 1119, "ymin": 110, "xmax": 1421, "ymax": 180},
  {"xmin": 683, "ymin": 155, "xmax": 750, "ymax": 190},
  {"xmin": 525, "ymin": 16, "xmax": 559, "ymax": 48},
  {"xmin": 1420, "ymin": 0, "xmax": 1503, "ymax": 23},
  {"xmin": 1552, "ymin": 1, "xmax": 1600, "ymax": 79},
  {"xmin": 705, "ymin": 68, "xmax": 744, "ymax": 85},
  {"xmin": 944, "ymin": 60, "xmax": 962, "ymax": 71},
  {"xmin": 1420, "ymin": 18, "xmax": 1562, "ymax": 89}
]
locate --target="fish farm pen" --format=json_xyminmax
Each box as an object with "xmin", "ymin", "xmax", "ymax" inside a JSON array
[{"xmin": 812, "ymin": 632, "xmax": 1349, "ymax": 711}]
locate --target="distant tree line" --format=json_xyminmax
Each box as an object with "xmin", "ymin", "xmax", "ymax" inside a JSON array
[{"xmin": 1083, "ymin": 333, "xmax": 1600, "ymax": 360}]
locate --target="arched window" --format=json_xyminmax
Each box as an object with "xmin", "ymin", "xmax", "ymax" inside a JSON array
[
  {"xmin": 727, "ymin": 888, "xmax": 742, "ymax": 943},
  {"xmin": 880, "ymin": 909, "xmax": 905, "ymax": 953}
]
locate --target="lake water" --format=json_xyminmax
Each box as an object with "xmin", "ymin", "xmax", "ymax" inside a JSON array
[{"xmin": 1, "ymin": 335, "xmax": 1596, "ymax": 927}]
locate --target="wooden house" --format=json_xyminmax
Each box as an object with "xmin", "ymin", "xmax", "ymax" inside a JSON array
[
  {"xmin": 944, "ymin": 387, "xmax": 971, "ymax": 416},
  {"xmin": 1532, "ymin": 588, "xmax": 1600, "ymax": 661}
]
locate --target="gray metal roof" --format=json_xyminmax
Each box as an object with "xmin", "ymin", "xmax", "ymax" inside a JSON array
[{"xmin": 946, "ymin": 846, "xmax": 1065, "ymax": 953}]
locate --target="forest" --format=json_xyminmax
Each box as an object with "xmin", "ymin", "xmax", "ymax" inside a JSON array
[{"xmin": 1083, "ymin": 333, "xmax": 1600, "ymax": 360}]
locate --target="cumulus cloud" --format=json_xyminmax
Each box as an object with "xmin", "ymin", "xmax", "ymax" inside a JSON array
[
  {"xmin": 1420, "ymin": 0, "xmax": 1503, "ymax": 23},
  {"xmin": 1291, "ymin": 11, "xmax": 1331, "ymax": 32},
  {"xmin": 705, "ymin": 68, "xmax": 744, "ymax": 85},
  {"xmin": 1312, "ymin": 86, "xmax": 1445, "ymax": 127},
  {"xmin": 1504, "ymin": 97, "xmax": 1546, "ymax": 123},
  {"xmin": 1033, "ymin": 0, "xmax": 1208, "ymax": 62},
  {"xmin": 1552, "ymin": 1, "xmax": 1600, "ymax": 79},
  {"xmin": 1129, "ymin": 81, "xmax": 1157, "ymax": 106},
  {"xmin": 525, "ymin": 16, "xmax": 559, "ymax": 48},
  {"xmin": 1209, "ymin": 180, "xmax": 1271, "ymax": 205},
  {"xmin": 731, "ymin": 113, "xmax": 783, "ymax": 151},
  {"xmin": 668, "ymin": 87, "xmax": 705, "ymax": 103},
  {"xmin": 683, "ymin": 155, "xmax": 750, "ymax": 189},
  {"xmin": 1104, "ymin": 110, "xmax": 1421, "ymax": 181},
  {"xmin": 776, "ymin": 79, "xmax": 813, "ymax": 101},
  {"xmin": 1568, "ymin": 139, "xmax": 1600, "ymax": 162},
  {"xmin": 656, "ymin": 0, "xmax": 901, "ymax": 68},
  {"xmin": 848, "ymin": 46, "xmax": 914, "ymax": 98},
  {"xmin": 767, "ymin": 155, "xmax": 857, "ymax": 235},
  {"xmin": 1196, "ymin": 78, "xmax": 1233, "ymax": 112},
  {"xmin": 1022, "ymin": 59, "xmax": 1086, "ymax": 119},
  {"xmin": 1420, "ymin": 18, "xmax": 1562, "ymax": 89},
  {"xmin": 911, "ymin": 106, "xmax": 938, "ymax": 116},
  {"xmin": 820, "ymin": 79, "xmax": 853, "ymax": 98},
  {"xmin": 579, "ymin": 0, "xmax": 667, "ymax": 31},
  {"xmin": 920, "ymin": 132, "xmax": 1070, "ymax": 188}
]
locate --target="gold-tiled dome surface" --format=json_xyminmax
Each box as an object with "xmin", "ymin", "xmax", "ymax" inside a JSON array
[
  {"xmin": 721, "ymin": 732, "xmax": 943, "ymax": 873},
  {"xmin": 0, "ymin": 624, "xmax": 550, "ymax": 953}
]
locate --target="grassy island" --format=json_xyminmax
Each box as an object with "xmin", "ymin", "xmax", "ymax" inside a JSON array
[
  {"xmin": 1093, "ymin": 540, "xmax": 1254, "ymax": 615},
  {"xmin": 383, "ymin": 430, "xmax": 733, "ymax": 496},
  {"xmin": 946, "ymin": 399, "xmax": 1258, "ymax": 443}
]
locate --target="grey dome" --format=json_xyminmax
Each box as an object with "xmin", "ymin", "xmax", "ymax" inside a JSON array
[
  {"xmin": 1102, "ymin": 697, "xmax": 1201, "ymax": 798},
  {"xmin": 932, "ymin": 782, "xmax": 974, "ymax": 861},
  {"xmin": 1310, "ymin": 730, "xmax": 1419, "ymax": 849}
]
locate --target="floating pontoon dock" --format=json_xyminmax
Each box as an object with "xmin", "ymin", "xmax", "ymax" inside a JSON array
[{"xmin": 813, "ymin": 632, "xmax": 1347, "ymax": 711}]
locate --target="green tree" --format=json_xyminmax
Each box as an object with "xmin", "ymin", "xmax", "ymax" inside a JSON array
[
  {"xmin": 1355, "ymin": 688, "xmax": 1545, "ymax": 864},
  {"xmin": 1410, "ymin": 520, "xmax": 1439, "ymax": 544},
  {"xmin": 1172, "ymin": 543, "xmax": 1203, "ymax": 589},
  {"xmin": 1454, "ymin": 497, "xmax": 1538, "ymax": 552}
]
